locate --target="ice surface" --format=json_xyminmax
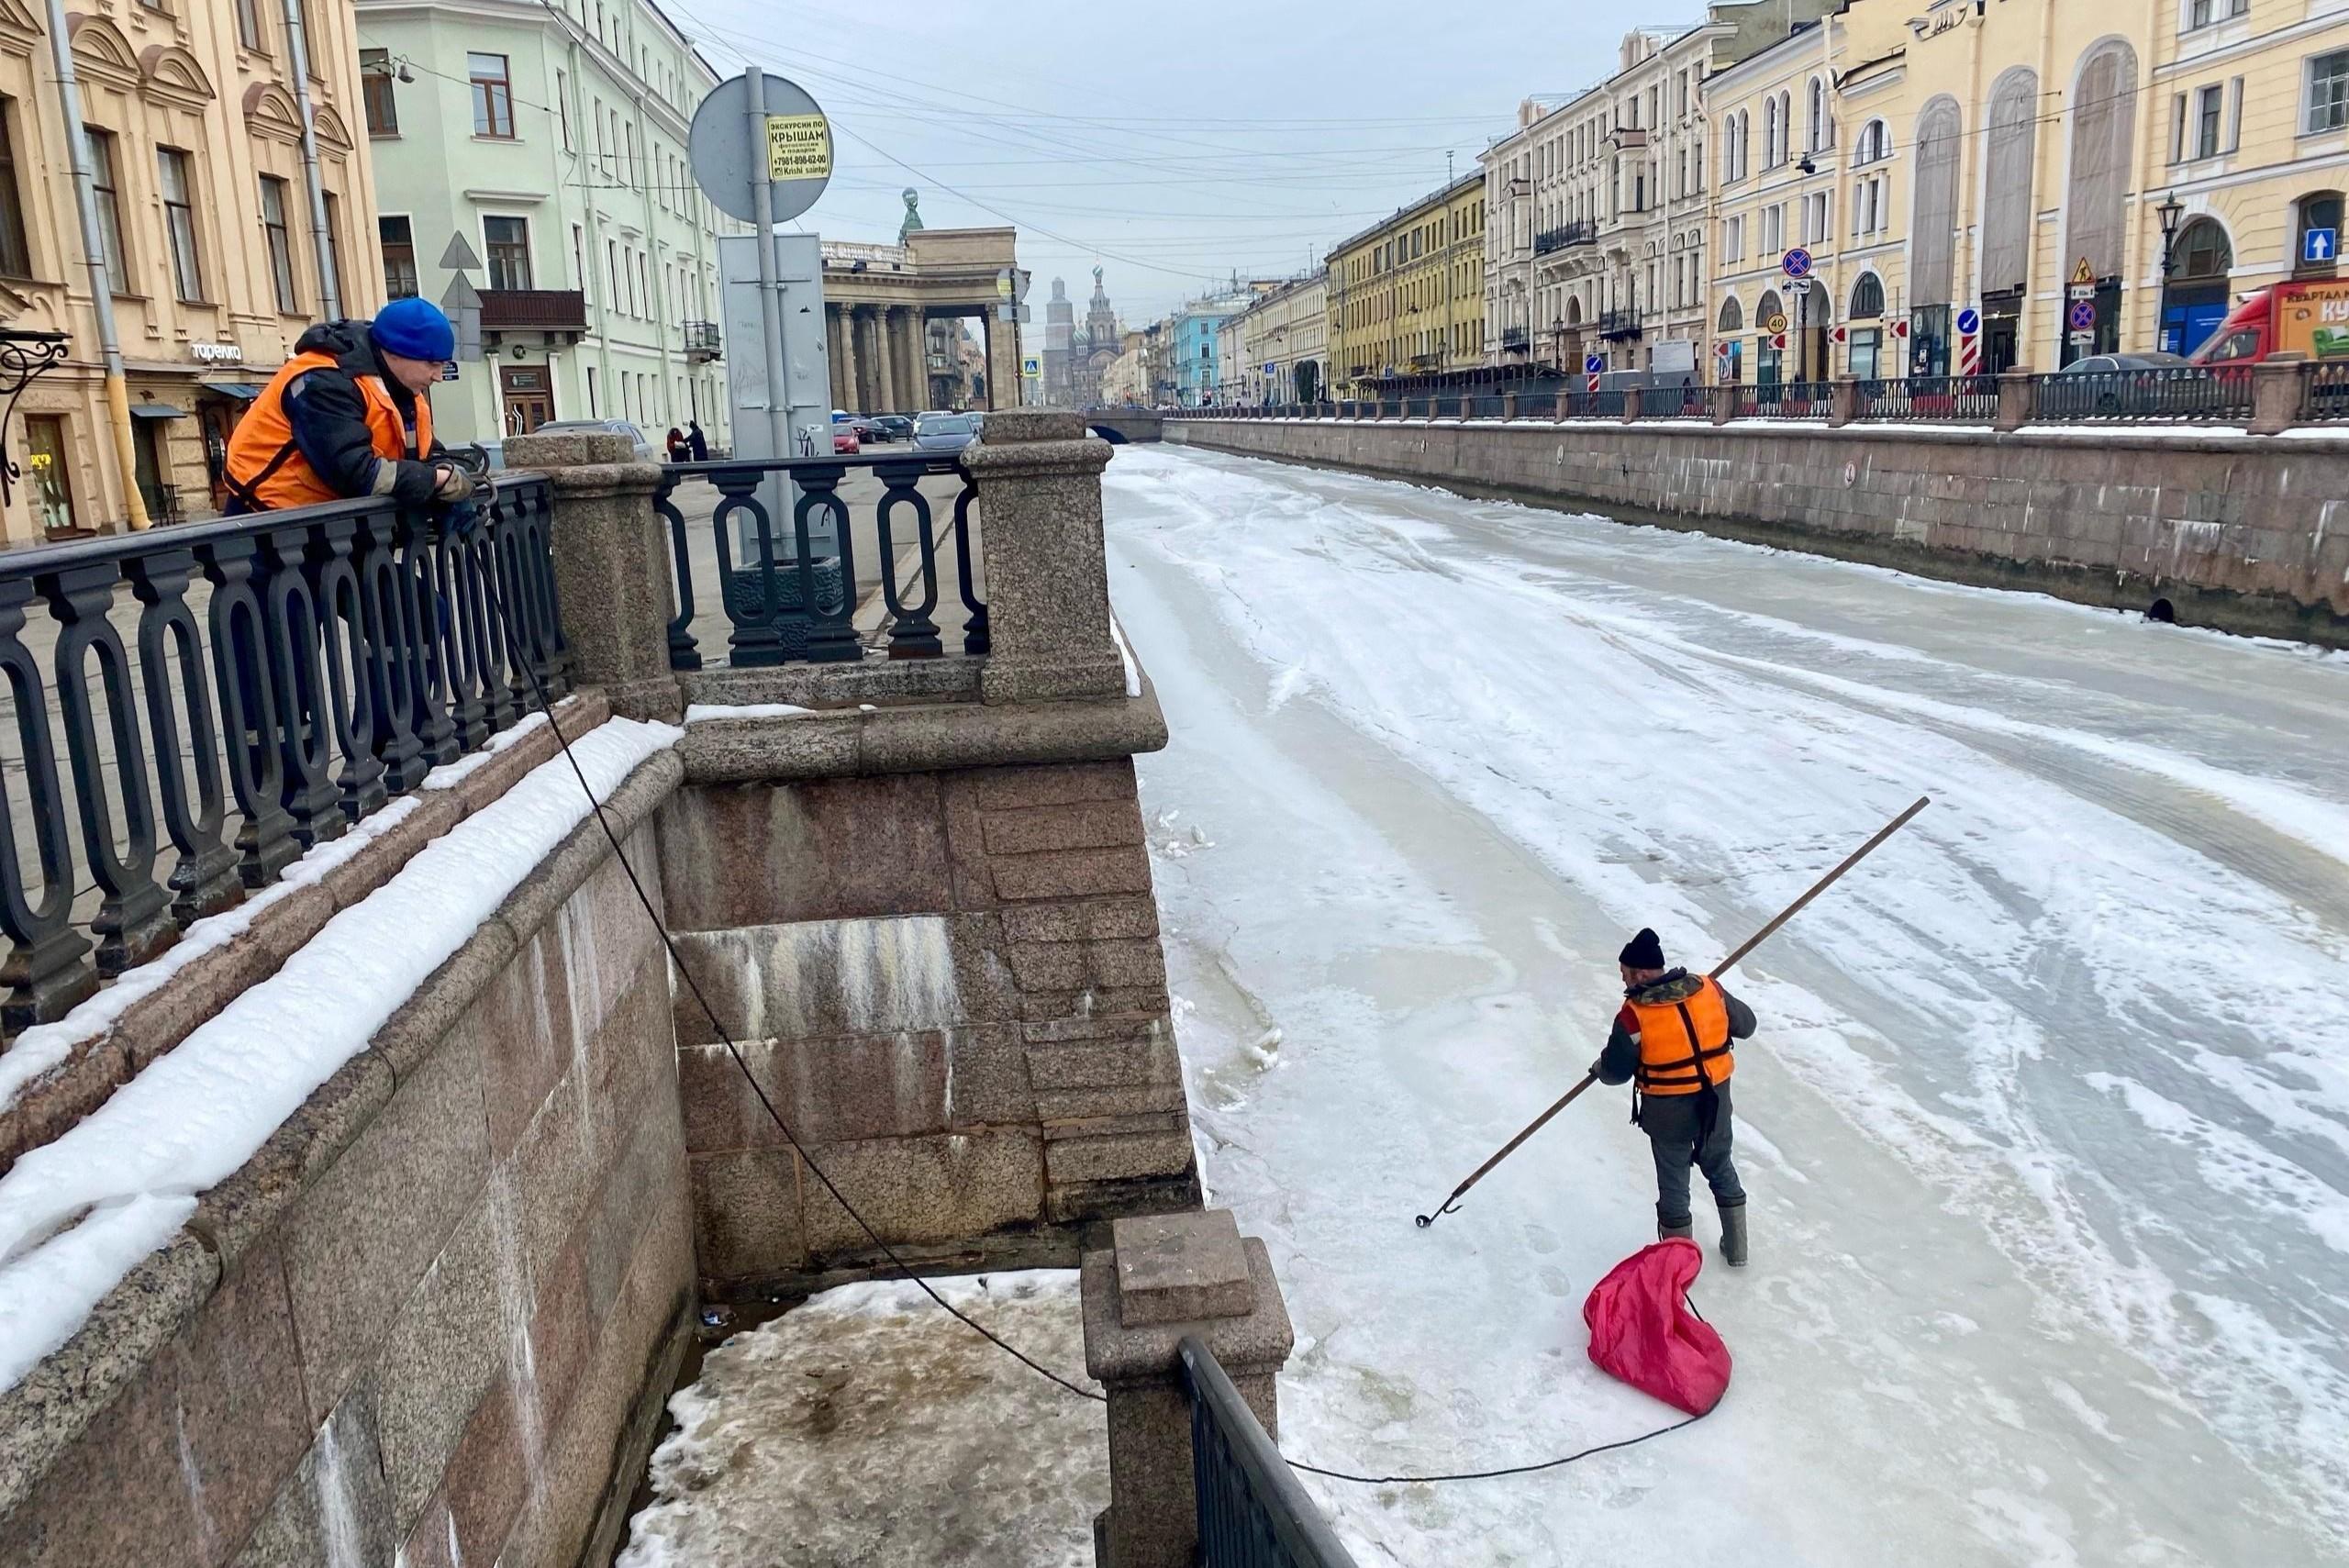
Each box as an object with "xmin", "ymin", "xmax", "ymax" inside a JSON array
[
  {"xmin": 1107, "ymin": 445, "xmax": 2349, "ymax": 1565},
  {"xmin": 0, "ymin": 717, "xmax": 681, "ymax": 1392},
  {"xmin": 618, "ymin": 1271, "xmax": 1103, "ymax": 1568}
]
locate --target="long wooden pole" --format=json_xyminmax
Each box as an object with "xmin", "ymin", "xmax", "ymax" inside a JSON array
[{"xmin": 1413, "ymin": 796, "xmax": 1929, "ymax": 1229}]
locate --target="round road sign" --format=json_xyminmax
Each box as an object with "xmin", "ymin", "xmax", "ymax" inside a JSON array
[
  {"xmin": 1781, "ymin": 247, "xmax": 1813, "ymax": 279},
  {"xmin": 690, "ymin": 72, "xmax": 832, "ymax": 226},
  {"xmin": 1764, "ymin": 312, "xmax": 1788, "ymax": 334},
  {"xmin": 1955, "ymin": 306, "xmax": 1981, "ymax": 335},
  {"xmin": 2067, "ymin": 299, "xmax": 2096, "ymax": 330},
  {"xmin": 1584, "ymin": 354, "xmax": 1605, "ymax": 374}
]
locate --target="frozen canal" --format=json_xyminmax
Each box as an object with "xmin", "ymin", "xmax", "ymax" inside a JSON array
[{"xmin": 1107, "ymin": 444, "xmax": 2349, "ymax": 1567}]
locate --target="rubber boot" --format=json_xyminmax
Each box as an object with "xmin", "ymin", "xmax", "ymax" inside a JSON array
[
  {"xmin": 1657, "ymin": 1218, "xmax": 1693, "ymax": 1242},
  {"xmin": 1719, "ymin": 1202, "xmax": 1749, "ymax": 1268}
]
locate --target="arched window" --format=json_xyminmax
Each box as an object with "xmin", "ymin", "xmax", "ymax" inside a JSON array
[
  {"xmin": 1982, "ymin": 69, "xmax": 2038, "ymax": 296},
  {"xmin": 1808, "ymin": 78, "xmax": 1830, "ymax": 152},
  {"xmin": 1850, "ymin": 272, "xmax": 1885, "ymax": 319},
  {"xmin": 1764, "ymin": 98, "xmax": 1780, "ymax": 166},
  {"xmin": 1777, "ymin": 92, "xmax": 1794, "ymax": 161},
  {"xmin": 2295, "ymin": 191, "xmax": 2343, "ymax": 272},
  {"xmin": 1719, "ymin": 295, "xmax": 1743, "ymax": 332},
  {"xmin": 1855, "ymin": 120, "xmax": 1890, "ymax": 165},
  {"xmin": 1910, "ymin": 96, "xmax": 1964, "ymax": 307},
  {"xmin": 2174, "ymin": 217, "xmax": 2232, "ymax": 281},
  {"xmin": 1758, "ymin": 288, "xmax": 1784, "ymax": 325}
]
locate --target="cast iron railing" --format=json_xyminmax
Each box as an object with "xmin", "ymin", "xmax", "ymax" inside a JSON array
[
  {"xmin": 1735, "ymin": 381, "xmax": 1831, "ymax": 419},
  {"xmin": 0, "ymin": 477, "xmax": 568, "ymax": 1038},
  {"xmin": 2308, "ymin": 361, "xmax": 2349, "ymax": 422},
  {"xmin": 1633, "ymin": 384, "xmax": 1713, "ymax": 419},
  {"xmin": 1532, "ymin": 219, "xmax": 1596, "ymax": 255},
  {"xmin": 1857, "ymin": 374, "xmax": 1998, "ymax": 423},
  {"xmin": 655, "ymin": 453, "xmax": 985, "ymax": 670},
  {"xmin": 1181, "ymin": 1338, "xmax": 1358, "ymax": 1568},
  {"xmin": 2032, "ymin": 365, "xmax": 2253, "ymax": 423}
]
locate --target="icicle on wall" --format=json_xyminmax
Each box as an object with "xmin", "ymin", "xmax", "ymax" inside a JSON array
[{"xmin": 740, "ymin": 917, "xmax": 963, "ymax": 1040}]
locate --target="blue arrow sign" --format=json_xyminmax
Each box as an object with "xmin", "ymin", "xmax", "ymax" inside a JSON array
[
  {"xmin": 1955, "ymin": 306, "xmax": 1981, "ymax": 335},
  {"xmin": 2307, "ymin": 227, "xmax": 2338, "ymax": 265},
  {"xmin": 1781, "ymin": 247, "xmax": 1813, "ymax": 279},
  {"xmin": 1584, "ymin": 354, "xmax": 1605, "ymax": 374}
]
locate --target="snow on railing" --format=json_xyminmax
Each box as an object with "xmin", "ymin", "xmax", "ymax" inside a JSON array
[{"xmin": 0, "ymin": 477, "xmax": 570, "ymax": 1045}]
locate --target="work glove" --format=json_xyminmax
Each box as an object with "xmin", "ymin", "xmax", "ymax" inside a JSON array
[{"xmin": 431, "ymin": 463, "xmax": 472, "ymax": 503}]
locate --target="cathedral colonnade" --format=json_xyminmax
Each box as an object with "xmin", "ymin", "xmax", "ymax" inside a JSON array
[{"xmin": 827, "ymin": 303, "xmax": 930, "ymax": 415}]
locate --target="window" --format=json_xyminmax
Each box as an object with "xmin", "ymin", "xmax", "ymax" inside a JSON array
[
  {"xmin": 1850, "ymin": 272, "xmax": 1885, "ymax": 319},
  {"xmin": 469, "ymin": 52, "xmax": 515, "ymax": 138},
  {"xmin": 0, "ymin": 98, "xmax": 28, "ymax": 280},
  {"xmin": 361, "ymin": 49, "xmax": 398, "ymax": 135},
  {"xmin": 2195, "ymin": 83, "xmax": 2223, "ymax": 159},
  {"xmin": 1855, "ymin": 120, "xmax": 1889, "ymax": 165},
  {"xmin": 571, "ymin": 224, "xmax": 584, "ymax": 292},
  {"xmin": 158, "ymin": 148, "xmax": 203, "ymax": 303},
  {"xmin": 2186, "ymin": 0, "xmax": 2246, "ymax": 28},
  {"xmin": 2311, "ymin": 50, "xmax": 2349, "ymax": 134},
  {"xmin": 586, "ymin": 364, "xmax": 598, "ymax": 417},
  {"xmin": 84, "ymin": 128, "xmax": 126, "ymax": 295},
  {"xmin": 235, "ymin": 0, "xmax": 264, "ymax": 50},
  {"xmin": 1856, "ymin": 172, "xmax": 1888, "ymax": 236},
  {"xmin": 1803, "ymin": 190, "xmax": 1831, "ymax": 243},
  {"xmin": 484, "ymin": 215, "xmax": 531, "ymax": 290},
  {"xmin": 556, "ymin": 71, "xmax": 572, "ymax": 150},
  {"xmin": 1808, "ymin": 78, "xmax": 1828, "ymax": 151},
  {"xmin": 322, "ymin": 192, "xmax": 345, "ymax": 307},
  {"xmin": 381, "ymin": 215, "xmax": 417, "ymax": 298},
  {"xmin": 1719, "ymin": 295, "xmax": 1743, "ymax": 333},
  {"xmin": 606, "ymin": 238, "xmax": 619, "ymax": 309},
  {"xmin": 1764, "ymin": 97, "xmax": 1781, "ymax": 166},
  {"xmin": 2297, "ymin": 192, "xmax": 2343, "ymax": 271},
  {"xmin": 260, "ymin": 176, "xmax": 298, "ymax": 311},
  {"xmin": 24, "ymin": 415, "xmax": 75, "ymax": 534}
]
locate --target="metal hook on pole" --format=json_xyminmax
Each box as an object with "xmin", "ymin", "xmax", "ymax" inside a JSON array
[{"xmin": 1413, "ymin": 795, "xmax": 1931, "ymax": 1229}]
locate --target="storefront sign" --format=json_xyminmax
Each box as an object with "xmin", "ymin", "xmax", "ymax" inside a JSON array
[{"xmin": 191, "ymin": 342, "xmax": 243, "ymax": 363}]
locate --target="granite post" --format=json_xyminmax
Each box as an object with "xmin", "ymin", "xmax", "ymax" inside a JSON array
[
  {"xmin": 1829, "ymin": 374, "xmax": 1859, "ymax": 428},
  {"xmin": 1501, "ymin": 390, "xmax": 1518, "ymax": 420},
  {"xmin": 2248, "ymin": 353, "xmax": 2308, "ymax": 436},
  {"xmin": 961, "ymin": 409, "xmax": 1128, "ymax": 705},
  {"xmin": 1082, "ymin": 1209, "xmax": 1296, "ymax": 1568},
  {"xmin": 503, "ymin": 428, "xmax": 679, "ymax": 720},
  {"xmin": 1712, "ymin": 383, "xmax": 1734, "ymax": 425},
  {"xmin": 1620, "ymin": 385, "xmax": 1642, "ymax": 425},
  {"xmin": 1994, "ymin": 368, "xmax": 2036, "ymax": 433}
]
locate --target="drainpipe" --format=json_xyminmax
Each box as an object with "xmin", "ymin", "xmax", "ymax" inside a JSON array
[
  {"xmin": 278, "ymin": 0, "xmax": 341, "ymax": 318},
  {"xmin": 42, "ymin": 0, "xmax": 147, "ymax": 529}
]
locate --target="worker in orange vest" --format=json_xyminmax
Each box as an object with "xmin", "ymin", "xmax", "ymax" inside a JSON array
[
  {"xmin": 225, "ymin": 298, "xmax": 473, "ymax": 515},
  {"xmin": 1594, "ymin": 928, "xmax": 1757, "ymax": 1266}
]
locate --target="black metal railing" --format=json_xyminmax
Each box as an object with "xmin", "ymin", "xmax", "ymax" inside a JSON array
[
  {"xmin": 1181, "ymin": 1338, "xmax": 1359, "ymax": 1568},
  {"xmin": 2032, "ymin": 365, "xmax": 2253, "ymax": 423},
  {"xmin": 0, "ymin": 477, "xmax": 568, "ymax": 1037},
  {"xmin": 1734, "ymin": 381, "xmax": 1831, "ymax": 419},
  {"xmin": 683, "ymin": 319, "xmax": 723, "ymax": 360},
  {"xmin": 1856, "ymin": 374, "xmax": 1998, "ymax": 423},
  {"xmin": 1500, "ymin": 326, "xmax": 1529, "ymax": 350},
  {"xmin": 1632, "ymin": 384, "xmax": 1713, "ymax": 419},
  {"xmin": 1533, "ymin": 219, "xmax": 1597, "ymax": 255},
  {"xmin": 2307, "ymin": 361, "xmax": 2349, "ymax": 422},
  {"xmin": 656, "ymin": 453, "xmax": 985, "ymax": 671},
  {"xmin": 1596, "ymin": 309, "xmax": 1644, "ymax": 340}
]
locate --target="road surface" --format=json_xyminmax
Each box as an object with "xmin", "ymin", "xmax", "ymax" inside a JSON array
[{"xmin": 1106, "ymin": 444, "xmax": 2349, "ymax": 1567}]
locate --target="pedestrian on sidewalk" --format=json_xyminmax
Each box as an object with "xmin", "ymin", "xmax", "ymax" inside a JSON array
[
  {"xmin": 665, "ymin": 426, "xmax": 687, "ymax": 462},
  {"xmin": 223, "ymin": 298, "xmax": 471, "ymax": 517},
  {"xmin": 1593, "ymin": 928, "xmax": 1756, "ymax": 1266},
  {"xmin": 686, "ymin": 420, "xmax": 709, "ymax": 460}
]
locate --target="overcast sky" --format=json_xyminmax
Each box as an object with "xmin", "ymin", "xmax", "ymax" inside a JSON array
[{"xmin": 673, "ymin": 0, "xmax": 1698, "ymax": 324}]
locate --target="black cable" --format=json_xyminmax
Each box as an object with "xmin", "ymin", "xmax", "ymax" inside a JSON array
[
  {"xmin": 1289, "ymin": 1407, "xmax": 1711, "ymax": 1485},
  {"xmin": 466, "ymin": 517, "xmax": 1105, "ymax": 1405}
]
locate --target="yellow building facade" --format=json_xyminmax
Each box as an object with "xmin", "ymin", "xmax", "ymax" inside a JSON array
[
  {"xmin": 1701, "ymin": 0, "xmax": 2346, "ymax": 384},
  {"xmin": 1327, "ymin": 173, "xmax": 1485, "ymax": 396},
  {"xmin": 0, "ymin": 0, "xmax": 380, "ymax": 543}
]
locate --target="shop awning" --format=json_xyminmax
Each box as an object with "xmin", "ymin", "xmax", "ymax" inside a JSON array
[
  {"xmin": 197, "ymin": 381, "xmax": 262, "ymax": 401},
  {"xmin": 128, "ymin": 402, "xmax": 188, "ymax": 419}
]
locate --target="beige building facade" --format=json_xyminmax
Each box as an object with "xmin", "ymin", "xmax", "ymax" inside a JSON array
[
  {"xmin": 1327, "ymin": 173, "xmax": 1485, "ymax": 395},
  {"xmin": 821, "ymin": 228, "xmax": 1024, "ymax": 414},
  {"xmin": 1230, "ymin": 269, "xmax": 1327, "ymax": 405},
  {"xmin": 0, "ymin": 0, "xmax": 379, "ymax": 542}
]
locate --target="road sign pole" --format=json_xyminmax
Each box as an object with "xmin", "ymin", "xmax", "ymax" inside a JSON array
[{"xmin": 744, "ymin": 66, "xmax": 791, "ymax": 464}]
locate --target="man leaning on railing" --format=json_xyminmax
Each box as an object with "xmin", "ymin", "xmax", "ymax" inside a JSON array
[{"xmin": 222, "ymin": 297, "xmax": 475, "ymax": 524}]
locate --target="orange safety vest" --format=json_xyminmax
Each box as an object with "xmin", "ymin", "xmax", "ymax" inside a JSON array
[
  {"xmin": 1627, "ymin": 976, "xmax": 1735, "ymax": 1096},
  {"xmin": 225, "ymin": 350, "xmax": 431, "ymax": 511}
]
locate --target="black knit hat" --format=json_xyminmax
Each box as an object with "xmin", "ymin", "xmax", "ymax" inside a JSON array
[{"xmin": 1619, "ymin": 928, "xmax": 1665, "ymax": 970}]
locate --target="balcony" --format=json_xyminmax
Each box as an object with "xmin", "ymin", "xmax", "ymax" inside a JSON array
[
  {"xmin": 1596, "ymin": 308, "xmax": 1644, "ymax": 340},
  {"xmin": 479, "ymin": 288, "xmax": 587, "ymax": 335},
  {"xmin": 1532, "ymin": 219, "xmax": 1598, "ymax": 256},
  {"xmin": 1500, "ymin": 326, "xmax": 1530, "ymax": 350},
  {"xmin": 684, "ymin": 320, "xmax": 722, "ymax": 361},
  {"xmin": 1609, "ymin": 126, "xmax": 1650, "ymax": 150}
]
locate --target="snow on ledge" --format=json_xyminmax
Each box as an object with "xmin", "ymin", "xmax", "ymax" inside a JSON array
[
  {"xmin": 682, "ymin": 702, "xmax": 821, "ymax": 723},
  {"xmin": 1108, "ymin": 614, "xmax": 1143, "ymax": 698},
  {"xmin": 417, "ymin": 708, "xmax": 551, "ymax": 791},
  {"xmin": 0, "ymin": 715, "xmax": 682, "ymax": 1394}
]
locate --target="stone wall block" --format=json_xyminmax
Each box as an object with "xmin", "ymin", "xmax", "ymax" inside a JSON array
[
  {"xmin": 1005, "ymin": 935, "xmax": 1168, "ymax": 996},
  {"xmin": 948, "ymin": 1024, "xmax": 1037, "ymax": 1127},
  {"xmin": 689, "ymin": 1148, "xmax": 805, "ymax": 1280},
  {"xmin": 988, "ymin": 846, "xmax": 1155, "ymax": 903},
  {"xmin": 978, "ymin": 798, "xmax": 1145, "ymax": 857},
  {"xmin": 281, "ymin": 1021, "xmax": 492, "ymax": 1426},
  {"xmin": 473, "ymin": 927, "xmax": 577, "ymax": 1162},
  {"xmin": 1016, "ymin": 984, "xmax": 1169, "ymax": 1024},
  {"xmin": 1023, "ymin": 1030, "xmax": 1182, "ymax": 1092},
  {"xmin": 1044, "ymin": 1129, "xmax": 1196, "ymax": 1185},
  {"xmin": 509, "ymin": 1073, "xmax": 599, "ymax": 1295},
  {"xmin": 228, "ymin": 1385, "xmax": 397, "ymax": 1568},
  {"xmin": 797, "ymin": 1131, "xmax": 1045, "ymax": 1256},
  {"xmin": 654, "ymin": 774, "xmax": 952, "ymax": 932},
  {"xmin": 369, "ymin": 1195, "xmax": 507, "ymax": 1534},
  {"xmin": 1035, "ymin": 1084, "xmax": 1190, "ymax": 1122},
  {"xmin": 998, "ymin": 895, "xmax": 1160, "ymax": 945}
]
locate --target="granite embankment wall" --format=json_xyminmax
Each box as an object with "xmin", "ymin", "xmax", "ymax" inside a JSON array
[
  {"xmin": 1168, "ymin": 417, "xmax": 2349, "ymax": 644},
  {"xmin": 0, "ymin": 705, "xmax": 693, "ymax": 1568}
]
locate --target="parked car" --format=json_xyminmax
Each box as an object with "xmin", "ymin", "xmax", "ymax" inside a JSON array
[
  {"xmin": 871, "ymin": 414, "xmax": 915, "ymax": 441},
  {"xmin": 2043, "ymin": 351, "xmax": 2222, "ymax": 417},
  {"xmin": 911, "ymin": 412, "xmax": 977, "ymax": 455},
  {"xmin": 831, "ymin": 409, "xmax": 877, "ymax": 439},
  {"xmin": 526, "ymin": 417, "xmax": 657, "ymax": 462},
  {"xmin": 833, "ymin": 426, "xmax": 861, "ymax": 456}
]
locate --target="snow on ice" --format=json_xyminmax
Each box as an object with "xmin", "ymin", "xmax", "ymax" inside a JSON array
[
  {"xmin": 0, "ymin": 716, "xmax": 680, "ymax": 1393},
  {"xmin": 1106, "ymin": 443, "xmax": 2349, "ymax": 1566}
]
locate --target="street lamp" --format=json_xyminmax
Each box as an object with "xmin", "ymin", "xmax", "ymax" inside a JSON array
[{"xmin": 2155, "ymin": 191, "xmax": 2187, "ymax": 352}]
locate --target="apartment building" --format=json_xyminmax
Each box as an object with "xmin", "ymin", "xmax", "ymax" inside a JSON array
[{"xmin": 1327, "ymin": 172, "xmax": 1485, "ymax": 396}]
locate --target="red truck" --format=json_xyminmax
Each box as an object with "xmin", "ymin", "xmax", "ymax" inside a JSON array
[{"xmin": 2190, "ymin": 278, "xmax": 2349, "ymax": 365}]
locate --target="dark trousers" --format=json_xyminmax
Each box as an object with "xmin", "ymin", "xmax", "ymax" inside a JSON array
[{"xmin": 1642, "ymin": 1081, "xmax": 1745, "ymax": 1229}]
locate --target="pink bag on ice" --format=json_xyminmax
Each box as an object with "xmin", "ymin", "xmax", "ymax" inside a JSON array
[{"xmin": 1582, "ymin": 1238, "xmax": 1731, "ymax": 1417}]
